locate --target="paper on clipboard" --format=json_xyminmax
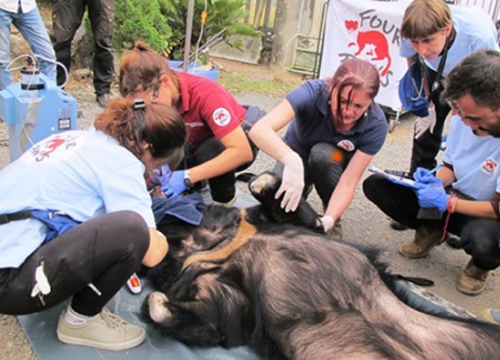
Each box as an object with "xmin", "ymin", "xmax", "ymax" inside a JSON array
[{"xmin": 368, "ymin": 166, "xmax": 419, "ymax": 189}]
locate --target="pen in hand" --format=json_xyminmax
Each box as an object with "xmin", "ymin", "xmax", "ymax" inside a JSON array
[
  {"xmin": 415, "ymin": 164, "xmax": 443, "ymax": 184},
  {"xmin": 426, "ymin": 164, "xmax": 442, "ymax": 177}
]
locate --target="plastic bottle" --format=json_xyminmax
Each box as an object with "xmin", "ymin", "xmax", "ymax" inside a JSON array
[{"xmin": 20, "ymin": 65, "xmax": 41, "ymax": 101}]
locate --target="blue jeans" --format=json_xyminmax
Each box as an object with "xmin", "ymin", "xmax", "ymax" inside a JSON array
[{"xmin": 0, "ymin": 7, "xmax": 57, "ymax": 90}]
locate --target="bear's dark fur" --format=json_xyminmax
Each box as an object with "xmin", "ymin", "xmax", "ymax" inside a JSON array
[{"xmin": 145, "ymin": 172, "xmax": 500, "ymax": 360}]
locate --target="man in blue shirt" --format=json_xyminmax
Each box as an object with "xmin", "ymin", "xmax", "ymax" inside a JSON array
[{"xmin": 364, "ymin": 49, "xmax": 500, "ymax": 296}]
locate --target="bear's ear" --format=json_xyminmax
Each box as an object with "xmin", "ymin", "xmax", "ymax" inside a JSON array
[{"xmin": 248, "ymin": 171, "xmax": 281, "ymax": 203}]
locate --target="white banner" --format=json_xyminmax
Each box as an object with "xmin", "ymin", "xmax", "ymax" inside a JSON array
[{"xmin": 320, "ymin": 0, "xmax": 413, "ymax": 111}]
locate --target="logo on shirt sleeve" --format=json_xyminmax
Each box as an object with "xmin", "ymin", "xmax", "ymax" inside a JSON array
[
  {"xmin": 213, "ymin": 108, "xmax": 231, "ymax": 126},
  {"xmin": 481, "ymin": 158, "xmax": 498, "ymax": 175}
]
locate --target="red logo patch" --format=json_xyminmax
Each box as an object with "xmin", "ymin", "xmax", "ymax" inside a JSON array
[
  {"xmin": 337, "ymin": 140, "xmax": 355, "ymax": 152},
  {"xmin": 481, "ymin": 158, "xmax": 498, "ymax": 175}
]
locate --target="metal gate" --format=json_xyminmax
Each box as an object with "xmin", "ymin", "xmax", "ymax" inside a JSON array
[
  {"xmin": 453, "ymin": 0, "xmax": 500, "ymax": 19},
  {"xmin": 283, "ymin": 0, "xmax": 329, "ymax": 77}
]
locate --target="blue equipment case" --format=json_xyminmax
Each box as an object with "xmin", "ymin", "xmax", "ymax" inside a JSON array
[{"xmin": 168, "ymin": 60, "xmax": 220, "ymax": 81}]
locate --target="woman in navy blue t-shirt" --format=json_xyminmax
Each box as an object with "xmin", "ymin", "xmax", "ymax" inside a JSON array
[{"xmin": 249, "ymin": 58, "xmax": 388, "ymax": 240}]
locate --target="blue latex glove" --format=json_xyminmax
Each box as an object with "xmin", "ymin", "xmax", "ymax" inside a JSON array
[
  {"xmin": 149, "ymin": 165, "xmax": 172, "ymax": 186},
  {"xmin": 161, "ymin": 170, "xmax": 187, "ymax": 197},
  {"xmin": 413, "ymin": 167, "xmax": 443, "ymax": 186},
  {"xmin": 414, "ymin": 182, "xmax": 449, "ymax": 213}
]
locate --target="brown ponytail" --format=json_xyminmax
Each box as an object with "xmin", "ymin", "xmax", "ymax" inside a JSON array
[{"xmin": 119, "ymin": 41, "xmax": 179, "ymax": 97}]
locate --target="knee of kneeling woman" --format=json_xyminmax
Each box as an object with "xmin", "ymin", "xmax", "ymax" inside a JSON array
[
  {"xmin": 362, "ymin": 174, "xmax": 383, "ymax": 201},
  {"xmin": 112, "ymin": 211, "xmax": 150, "ymax": 256},
  {"xmin": 196, "ymin": 138, "xmax": 225, "ymax": 163},
  {"xmin": 309, "ymin": 143, "xmax": 345, "ymax": 169},
  {"xmin": 142, "ymin": 229, "xmax": 169, "ymax": 267}
]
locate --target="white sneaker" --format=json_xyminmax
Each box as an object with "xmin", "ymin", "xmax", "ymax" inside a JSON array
[
  {"xmin": 126, "ymin": 273, "xmax": 142, "ymax": 294},
  {"xmin": 57, "ymin": 308, "xmax": 146, "ymax": 351}
]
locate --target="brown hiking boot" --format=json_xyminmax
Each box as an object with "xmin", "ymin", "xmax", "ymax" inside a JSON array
[
  {"xmin": 456, "ymin": 259, "xmax": 489, "ymax": 296},
  {"xmin": 399, "ymin": 225, "xmax": 443, "ymax": 259}
]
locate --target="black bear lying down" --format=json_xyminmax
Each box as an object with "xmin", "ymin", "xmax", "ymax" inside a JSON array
[{"xmin": 145, "ymin": 172, "xmax": 500, "ymax": 360}]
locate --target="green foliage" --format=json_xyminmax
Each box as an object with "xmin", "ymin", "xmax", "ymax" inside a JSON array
[
  {"xmin": 113, "ymin": 0, "xmax": 172, "ymax": 53},
  {"xmin": 79, "ymin": 0, "xmax": 259, "ymax": 57},
  {"xmin": 157, "ymin": 0, "xmax": 262, "ymax": 60}
]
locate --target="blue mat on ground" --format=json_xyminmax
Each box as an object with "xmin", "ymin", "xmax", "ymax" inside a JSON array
[
  {"xmin": 17, "ymin": 188, "xmax": 457, "ymax": 359},
  {"xmin": 18, "ymin": 279, "xmax": 260, "ymax": 360}
]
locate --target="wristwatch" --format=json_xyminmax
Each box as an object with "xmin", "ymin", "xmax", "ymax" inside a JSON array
[{"xmin": 183, "ymin": 170, "xmax": 194, "ymax": 188}]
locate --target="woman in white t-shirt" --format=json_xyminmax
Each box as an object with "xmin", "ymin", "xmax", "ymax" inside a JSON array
[{"xmin": 0, "ymin": 98, "xmax": 186, "ymax": 351}]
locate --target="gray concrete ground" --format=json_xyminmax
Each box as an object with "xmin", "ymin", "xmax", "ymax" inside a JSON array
[{"xmin": 1, "ymin": 70, "xmax": 499, "ymax": 359}]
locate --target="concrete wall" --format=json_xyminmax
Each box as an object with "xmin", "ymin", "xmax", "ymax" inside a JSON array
[
  {"xmin": 272, "ymin": 0, "xmax": 301, "ymax": 67},
  {"xmin": 209, "ymin": 35, "xmax": 263, "ymax": 65}
]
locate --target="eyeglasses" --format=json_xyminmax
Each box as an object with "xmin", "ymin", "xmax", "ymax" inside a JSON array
[{"xmin": 446, "ymin": 101, "xmax": 461, "ymax": 116}]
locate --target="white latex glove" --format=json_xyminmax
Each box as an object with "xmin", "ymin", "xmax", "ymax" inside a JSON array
[
  {"xmin": 275, "ymin": 151, "xmax": 304, "ymax": 212},
  {"xmin": 320, "ymin": 215, "xmax": 334, "ymax": 233},
  {"xmin": 414, "ymin": 106, "xmax": 436, "ymax": 139}
]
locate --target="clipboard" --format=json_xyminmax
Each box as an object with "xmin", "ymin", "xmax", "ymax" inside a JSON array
[{"xmin": 368, "ymin": 166, "xmax": 419, "ymax": 189}]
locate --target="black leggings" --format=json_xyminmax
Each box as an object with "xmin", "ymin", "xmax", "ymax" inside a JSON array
[
  {"xmin": 185, "ymin": 106, "xmax": 265, "ymax": 203},
  {"xmin": 0, "ymin": 211, "xmax": 149, "ymax": 316},
  {"xmin": 363, "ymin": 174, "xmax": 500, "ymax": 270},
  {"xmin": 273, "ymin": 142, "xmax": 354, "ymax": 210}
]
